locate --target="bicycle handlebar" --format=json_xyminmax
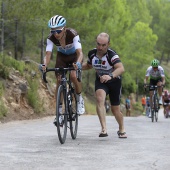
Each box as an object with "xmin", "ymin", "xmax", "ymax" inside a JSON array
[
  {"xmin": 144, "ymin": 84, "xmax": 164, "ymax": 92},
  {"xmin": 164, "ymin": 103, "xmax": 170, "ymax": 106},
  {"xmin": 42, "ymin": 67, "xmax": 81, "ymax": 83},
  {"xmin": 144, "ymin": 84, "xmax": 164, "ymax": 88}
]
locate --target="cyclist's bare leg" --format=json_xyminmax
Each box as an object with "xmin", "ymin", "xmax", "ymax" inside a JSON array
[
  {"xmin": 70, "ymin": 71, "xmax": 82, "ymax": 94},
  {"xmin": 111, "ymin": 105, "xmax": 125, "ymax": 133},
  {"xmin": 163, "ymin": 105, "xmax": 167, "ymax": 116},
  {"xmin": 149, "ymin": 90, "xmax": 154, "ymax": 108},
  {"xmin": 157, "ymin": 81, "xmax": 163, "ymax": 97},
  {"xmin": 70, "ymin": 70, "xmax": 85, "ymax": 114},
  {"xmin": 95, "ymin": 89, "xmax": 107, "ymax": 134}
]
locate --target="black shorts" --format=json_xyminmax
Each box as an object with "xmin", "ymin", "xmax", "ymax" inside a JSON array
[
  {"xmin": 149, "ymin": 79, "xmax": 162, "ymax": 91},
  {"xmin": 95, "ymin": 78, "xmax": 121, "ymax": 106},
  {"xmin": 163, "ymin": 100, "xmax": 170, "ymax": 106},
  {"xmin": 55, "ymin": 52, "xmax": 78, "ymax": 77}
]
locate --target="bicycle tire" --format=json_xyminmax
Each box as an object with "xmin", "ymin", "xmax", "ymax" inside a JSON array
[
  {"xmin": 151, "ymin": 109, "xmax": 154, "ymax": 122},
  {"xmin": 56, "ymin": 85, "xmax": 68, "ymax": 144},
  {"xmin": 69, "ymin": 91, "xmax": 78, "ymax": 139},
  {"xmin": 151, "ymin": 95, "xmax": 155, "ymax": 122},
  {"xmin": 155, "ymin": 96, "xmax": 159, "ymax": 122}
]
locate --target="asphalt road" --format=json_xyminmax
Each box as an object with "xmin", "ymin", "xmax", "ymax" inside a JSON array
[{"xmin": 0, "ymin": 109, "xmax": 170, "ymax": 170}]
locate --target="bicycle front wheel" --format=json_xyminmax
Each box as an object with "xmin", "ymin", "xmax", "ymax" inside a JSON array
[
  {"xmin": 69, "ymin": 91, "xmax": 78, "ymax": 139},
  {"xmin": 154, "ymin": 95, "xmax": 159, "ymax": 122},
  {"xmin": 151, "ymin": 109, "xmax": 154, "ymax": 122},
  {"xmin": 56, "ymin": 85, "xmax": 68, "ymax": 144},
  {"xmin": 151, "ymin": 95, "xmax": 155, "ymax": 122}
]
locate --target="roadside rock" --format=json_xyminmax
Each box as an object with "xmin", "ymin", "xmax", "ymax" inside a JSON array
[{"xmin": 1, "ymin": 67, "xmax": 55, "ymax": 123}]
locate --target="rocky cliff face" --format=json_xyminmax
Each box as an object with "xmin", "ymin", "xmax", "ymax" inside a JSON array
[{"xmin": 0, "ymin": 68, "xmax": 56, "ymax": 123}]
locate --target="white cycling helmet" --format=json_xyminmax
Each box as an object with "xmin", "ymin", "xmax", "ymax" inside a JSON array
[{"xmin": 48, "ymin": 15, "xmax": 66, "ymax": 28}]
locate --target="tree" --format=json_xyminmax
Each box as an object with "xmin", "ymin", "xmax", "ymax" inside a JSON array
[
  {"xmin": 147, "ymin": 0, "xmax": 170, "ymax": 63},
  {"xmin": 122, "ymin": 21, "xmax": 158, "ymax": 100}
]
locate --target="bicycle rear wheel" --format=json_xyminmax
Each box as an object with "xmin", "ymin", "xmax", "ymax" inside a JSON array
[
  {"xmin": 69, "ymin": 91, "xmax": 78, "ymax": 139},
  {"xmin": 56, "ymin": 85, "xmax": 68, "ymax": 144}
]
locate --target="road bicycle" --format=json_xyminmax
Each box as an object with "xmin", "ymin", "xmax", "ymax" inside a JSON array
[
  {"xmin": 42, "ymin": 66, "xmax": 81, "ymax": 144},
  {"xmin": 145, "ymin": 85, "xmax": 162, "ymax": 122}
]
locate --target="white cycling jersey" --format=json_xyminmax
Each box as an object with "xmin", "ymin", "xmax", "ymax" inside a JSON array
[{"xmin": 145, "ymin": 66, "xmax": 165, "ymax": 80}]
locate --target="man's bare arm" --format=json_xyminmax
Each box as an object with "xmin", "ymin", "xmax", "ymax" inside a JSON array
[{"xmin": 82, "ymin": 62, "xmax": 93, "ymax": 70}]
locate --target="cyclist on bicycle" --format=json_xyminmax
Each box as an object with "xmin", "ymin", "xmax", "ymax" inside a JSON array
[
  {"xmin": 162, "ymin": 90, "xmax": 170, "ymax": 117},
  {"xmin": 144, "ymin": 59, "xmax": 165, "ymax": 107},
  {"xmin": 42, "ymin": 15, "xmax": 85, "ymax": 116}
]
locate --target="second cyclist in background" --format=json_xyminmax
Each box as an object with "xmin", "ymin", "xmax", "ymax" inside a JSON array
[
  {"xmin": 144, "ymin": 59, "xmax": 165, "ymax": 108},
  {"xmin": 162, "ymin": 90, "xmax": 170, "ymax": 118},
  {"xmin": 42, "ymin": 15, "xmax": 85, "ymax": 117}
]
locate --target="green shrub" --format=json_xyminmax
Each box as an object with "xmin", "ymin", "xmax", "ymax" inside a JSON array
[
  {"xmin": 0, "ymin": 82, "xmax": 4, "ymax": 98},
  {"xmin": 0, "ymin": 100, "xmax": 7, "ymax": 118},
  {"xmin": 132, "ymin": 102, "xmax": 143, "ymax": 116},
  {"xmin": 122, "ymin": 72, "xmax": 137, "ymax": 95},
  {"xmin": 26, "ymin": 76, "xmax": 43, "ymax": 113},
  {"xmin": 0, "ymin": 82, "xmax": 7, "ymax": 117},
  {"xmin": 0, "ymin": 63, "xmax": 9, "ymax": 79},
  {"xmin": 1, "ymin": 55, "xmax": 25, "ymax": 74}
]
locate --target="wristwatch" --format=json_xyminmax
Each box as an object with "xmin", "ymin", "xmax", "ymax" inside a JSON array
[{"xmin": 109, "ymin": 73, "xmax": 114, "ymax": 79}]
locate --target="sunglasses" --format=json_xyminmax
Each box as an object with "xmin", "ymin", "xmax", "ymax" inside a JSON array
[
  {"xmin": 51, "ymin": 27, "xmax": 64, "ymax": 34},
  {"xmin": 153, "ymin": 67, "xmax": 158, "ymax": 69}
]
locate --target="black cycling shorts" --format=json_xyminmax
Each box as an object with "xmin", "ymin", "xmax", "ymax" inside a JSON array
[
  {"xmin": 55, "ymin": 52, "xmax": 78, "ymax": 77},
  {"xmin": 95, "ymin": 78, "xmax": 122, "ymax": 106},
  {"xmin": 163, "ymin": 100, "xmax": 170, "ymax": 106},
  {"xmin": 149, "ymin": 78, "xmax": 162, "ymax": 91}
]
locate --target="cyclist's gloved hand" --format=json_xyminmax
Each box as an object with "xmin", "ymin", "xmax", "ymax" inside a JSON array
[{"xmin": 76, "ymin": 62, "xmax": 82, "ymax": 69}]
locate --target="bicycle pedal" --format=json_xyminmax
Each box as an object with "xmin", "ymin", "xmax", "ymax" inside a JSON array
[
  {"xmin": 53, "ymin": 121, "xmax": 57, "ymax": 127},
  {"xmin": 53, "ymin": 120, "xmax": 63, "ymax": 127},
  {"xmin": 68, "ymin": 117, "xmax": 75, "ymax": 121}
]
